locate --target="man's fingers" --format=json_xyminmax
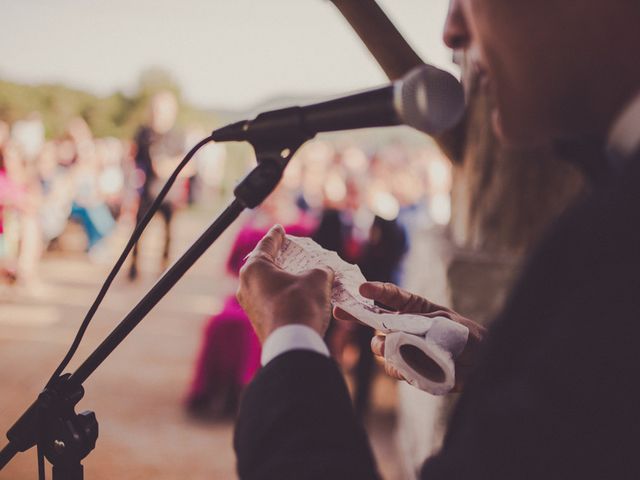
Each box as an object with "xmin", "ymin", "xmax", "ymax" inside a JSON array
[
  {"xmin": 332, "ymin": 306, "xmax": 360, "ymax": 323},
  {"xmin": 360, "ymin": 282, "xmax": 413, "ymax": 310},
  {"xmin": 360, "ymin": 281, "xmax": 438, "ymax": 314},
  {"xmin": 239, "ymin": 225, "xmax": 285, "ymax": 295},
  {"xmin": 248, "ymin": 224, "xmax": 285, "ymax": 263},
  {"xmin": 370, "ymin": 335, "xmax": 406, "ymax": 381},
  {"xmin": 371, "ymin": 335, "xmax": 385, "ymax": 357},
  {"xmin": 385, "ymin": 364, "xmax": 405, "ymax": 381}
]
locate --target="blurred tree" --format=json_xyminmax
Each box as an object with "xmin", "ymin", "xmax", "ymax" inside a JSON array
[
  {"xmin": 137, "ymin": 67, "xmax": 181, "ymax": 99},
  {"xmin": 0, "ymin": 68, "xmax": 219, "ymax": 140}
]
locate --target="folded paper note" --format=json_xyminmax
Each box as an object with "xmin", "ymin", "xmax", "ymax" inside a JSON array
[{"xmin": 274, "ymin": 235, "xmax": 468, "ymax": 395}]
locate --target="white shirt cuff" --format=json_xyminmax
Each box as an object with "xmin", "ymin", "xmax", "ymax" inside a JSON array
[{"xmin": 261, "ymin": 324, "xmax": 329, "ymax": 366}]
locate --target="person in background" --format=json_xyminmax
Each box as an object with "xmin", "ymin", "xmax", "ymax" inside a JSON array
[
  {"xmin": 312, "ymin": 167, "xmax": 368, "ymax": 265},
  {"xmin": 293, "ymin": 139, "xmax": 334, "ymax": 214},
  {"xmin": 356, "ymin": 157, "xmax": 408, "ymax": 418},
  {"xmin": 312, "ymin": 148, "xmax": 408, "ymax": 419},
  {"xmin": 0, "ymin": 121, "xmax": 21, "ymax": 284},
  {"xmin": 11, "ymin": 112, "xmax": 44, "ymax": 165},
  {"xmin": 128, "ymin": 90, "xmax": 190, "ymax": 280},
  {"xmin": 0, "ymin": 135, "xmax": 43, "ymax": 291},
  {"xmin": 311, "ymin": 161, "xmax": 368, "ymax": 366},
  {"xmin": 95, "ymin": 137, "xmax": 127, "ymax": 220},
  {"xmin": 66, "ymin": 117, "xmax": 116, "ymax": 258},
  {"xmin": 36, "ymin": 140, "xmax": 74, "ymax": 251}
]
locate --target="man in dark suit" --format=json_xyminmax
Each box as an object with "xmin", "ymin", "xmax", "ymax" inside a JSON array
[{"xmin": 234, "ymin": 1, "xmax": 640, "ymax": 478}]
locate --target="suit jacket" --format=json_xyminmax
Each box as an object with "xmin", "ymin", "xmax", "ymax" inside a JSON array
[
  {"xmin": 235, "ymin": 150, "xmax": 640, "ymax": 479},
  {"xmin": 234, "ymin": 351, "xmax": 380, "ymax": 479}
]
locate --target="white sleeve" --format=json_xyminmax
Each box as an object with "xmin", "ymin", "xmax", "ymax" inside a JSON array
[{"xmin": 260, "ymin": 324, "xmax": 330, "ymax": 366}]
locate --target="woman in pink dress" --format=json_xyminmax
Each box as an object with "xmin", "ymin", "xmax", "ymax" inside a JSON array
[{"xmin": 185, "ymin": 187, "xmax": 316, "ymax": 417}]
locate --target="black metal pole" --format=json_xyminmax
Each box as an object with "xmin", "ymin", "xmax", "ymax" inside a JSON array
[
  {"xmin": 69, "ymin": 199, "xmax": 244, "ymax": 386},
  {"xmin": 0, "ymin": 443, "xmax": 17, "ymax": 470},
  {"xmin": 52, "ymin": 463, "xmax": 83, "ymax": 480}
]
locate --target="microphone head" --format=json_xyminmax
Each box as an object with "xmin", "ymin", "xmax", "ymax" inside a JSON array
[{"xmin": 395, "ymin": 64, "xmax": 465, "ymax": 135}]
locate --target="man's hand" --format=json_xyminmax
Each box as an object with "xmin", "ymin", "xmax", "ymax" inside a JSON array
[
  {"xmin": 333, "ymin": 282, "xmax": 486, "ymax": 391},
  {"xmin": 237, "ymin": 225, "xmax": 335, "ymax": 342}
]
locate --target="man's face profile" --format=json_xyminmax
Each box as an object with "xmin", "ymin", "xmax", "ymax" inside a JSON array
[{"xmin": 443, "ymin": 0, "xmax": 633, "ymax": 147}]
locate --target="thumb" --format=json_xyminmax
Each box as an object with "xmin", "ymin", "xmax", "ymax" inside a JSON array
[
  {"xmin": 371, "ymin": 335, "xmax": 405, "ymax": 381},
  {"xmin": 371, "ymin": 335, "xmax": 386, "ymax": 357},
  {"xmin": 333, "ymin": 306, "xmax": 360, "ymax": 323},
  {"xmin": 251, "ymin": 224, "xmax": 285, "ymax": 261}
]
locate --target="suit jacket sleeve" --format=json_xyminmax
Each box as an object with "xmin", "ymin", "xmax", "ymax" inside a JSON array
[{"xmin": 234, "ymin": 350, "xmax": 379, "ymax": 480}]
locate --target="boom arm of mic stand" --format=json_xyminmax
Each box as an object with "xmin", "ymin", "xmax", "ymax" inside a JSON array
[{"xmin": 0, "ymin": 134, "xmax": 311, "ymax": 475}]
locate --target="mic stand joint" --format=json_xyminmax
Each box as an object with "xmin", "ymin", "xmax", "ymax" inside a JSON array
[{"xmin": 6, "ymin": 374, "xmax": 98, "ymax": 480}]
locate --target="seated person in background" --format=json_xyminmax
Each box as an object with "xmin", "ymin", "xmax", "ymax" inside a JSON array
[{"xmin": 233, "ymin": 1, "xmax": 640, "ymax": 479}]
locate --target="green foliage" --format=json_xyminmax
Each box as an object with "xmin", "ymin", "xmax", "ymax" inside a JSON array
[{"xmin": 0, "ymin": 68, "xmax": 219, "ymax": 139}]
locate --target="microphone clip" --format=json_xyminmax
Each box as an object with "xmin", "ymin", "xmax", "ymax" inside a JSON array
[{"xmin": 233, "ymin": 134, "xmax": 311, "ymax": 209}]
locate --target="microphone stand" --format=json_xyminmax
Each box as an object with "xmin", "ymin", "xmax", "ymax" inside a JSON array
[{"xmin": 0, "ymin": 132, "xmax": 311, "ymax": 479}]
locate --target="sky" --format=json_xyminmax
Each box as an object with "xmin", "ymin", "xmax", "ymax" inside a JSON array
[{"xmin": 0, "ymin": 0, "xmax": 455, "ymax": 111}]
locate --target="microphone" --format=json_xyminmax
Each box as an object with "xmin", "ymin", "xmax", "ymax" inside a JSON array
[{"xmin": 211, "ymin": 64, "xmax": 465, "ymax": 144}]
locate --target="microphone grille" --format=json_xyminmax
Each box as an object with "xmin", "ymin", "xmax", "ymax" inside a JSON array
[{"xmin": 396, "ymin": 64, "xmax": 465, "ymax": 135}]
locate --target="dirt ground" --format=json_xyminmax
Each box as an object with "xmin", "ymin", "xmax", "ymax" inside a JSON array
[{"xmin": 0, "ymin": 208, "xmax": 402, "ymax": 479}]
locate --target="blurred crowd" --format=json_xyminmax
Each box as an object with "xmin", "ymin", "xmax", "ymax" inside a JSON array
[
  {"xmin": 0, "ymin": 91, "xmax": 227, "ymax": 293},
  {"xmin": 0, "ymin": 92, "xmax": 451, "ymax": 298},
  {"xmin": 0, "ymin": 113, "xmax": 129, "ymax": 291}
]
